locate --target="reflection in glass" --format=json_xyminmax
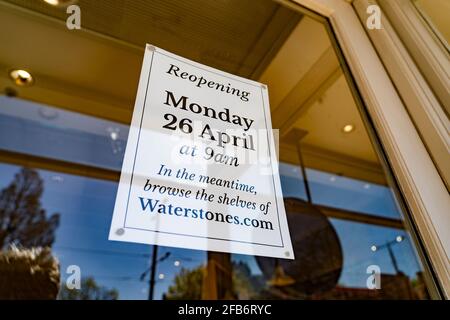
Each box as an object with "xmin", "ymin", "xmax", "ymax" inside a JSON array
[
  {"xmin": 256, "ymin": 198, "xmax": 343, "ymax": 298},
  {"xmin": 0, "ymin": 96, "xmax": 128, "ymax": 171},
  {"xmin": 0, "ymin": 163, "xmax": 207, "ymax": 300},
  {"xmin": 0, "ymin": 0, "xmax": 438, "ymax": 300},
  {"xmin": 226, "ymin": 163, "xmax": 431, "ymax": 300},
  {"xmin": 58, "ymin": 277, "xmax": 119, "ymax": 300},
  {"xmin": 0, "ymin": 167, "xmax": 59, "ymax": 249},
  {"xmin": 0, "ymin": 167, "xmax": 60, "ymax": 299}
]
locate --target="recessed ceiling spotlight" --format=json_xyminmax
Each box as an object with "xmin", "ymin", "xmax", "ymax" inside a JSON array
[
  {"xmin": 43, "ymin": 0, "xmax": 59, "ymax": 5},
  {"xmin": 9, "ymin": 69, "xmax": 34, "ymax": 87},
  {"xmin": 342, "ymin": 124, "xmax": 355, "ymax": 133},
  {"xmin": 43, "ymin": 0, "xmax": 77, "ymax": 7},
  {"xmin": 110, "ymin": 132, "xmax": 118, "ymax": 141}
]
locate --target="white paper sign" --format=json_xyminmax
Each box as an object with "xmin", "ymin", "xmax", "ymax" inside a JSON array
[{"xmin": 109, "ymin": 45, "xmax": 294, "ymax": 259}]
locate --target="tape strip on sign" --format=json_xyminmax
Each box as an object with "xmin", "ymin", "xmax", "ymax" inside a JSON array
[{"xmin": 108, "ymin": 44, "xmax": 294, "ymax": 259}]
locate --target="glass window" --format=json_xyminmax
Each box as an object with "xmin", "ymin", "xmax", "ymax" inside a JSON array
[
  {"xmin": 0, "ymin": 162, "xmax": 207, "ymax": 300},
  {"xmin": 0, "ymin": 96, "xmax": 127, "ymax": 171},
  {"xmin": 0, "ymin": 0, "xmax": 440, "ymax": 299},
  {"xmin": 0, "ymin": 95, "xmax": 437, "ymax": 299}
]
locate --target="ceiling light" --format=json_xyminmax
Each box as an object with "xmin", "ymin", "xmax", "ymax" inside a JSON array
[
  {"xmin": 342, "ymin": 124, "xmax": 355, "ymax": 133},
  {"xmin": 396, "ymin": 235, "xmax": 404, "ymax": 243},
  {"xmin": 110, "ymin": 132, "xmax": 118, "ymax": 141},
  {"xmin": 363, "ymin": 183, "xmax": 371, "ymax": 189},
  {"xmin": 174, "ymin": 260, "xmax": 180, "ymax": 267},
  {"xmin": 43, "ymin": 0, "xmax": 59, "ymax": 5},
  {"xmin": 371, "ymin": 245, "xmax": 377, "ymax": 252},
  {"xmin": 329, "ymin": 176, "xmax": 336, "ymax": 182},
  {"xmin": 43, "ymin": 0, "xmax": 77, "ymax": 7},
  {"xmin": 9, "ymin": 69, "xmax": 34, "ymax": 87},
  {"xmin": 158, "ymin": 273, "xmax": 165, "ymax": 280},
  {"xmin": 107, "ymin": 127, "xmax": 120, "ymax": 141}
]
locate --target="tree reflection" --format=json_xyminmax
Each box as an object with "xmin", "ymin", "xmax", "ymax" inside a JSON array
[
  {"xmin": 165, "ymin": 266, "xmax": 204, "ymax": 300},
  {"xmin": 0, "ymin": 167, "xmax": 60, "ymax": 299},
  {"xmin": 58, "ymin": 277, "xmax": 119, "ymax": 300},
  {"xmin": 0, "ymin": 167, "xmax": 59, "ymax": 249},
  {"xmin": 165, "ymin": 261, "xmax": 263, "ymax": 300},
  {"xmin": 0, "ymin": 246, "xmax": 60, "ymax": 299}
]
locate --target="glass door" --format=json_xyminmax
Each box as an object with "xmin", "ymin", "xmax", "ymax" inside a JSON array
[{"xmin": 0, "ymin": 0, "xmax": 441, "ymax": 299}]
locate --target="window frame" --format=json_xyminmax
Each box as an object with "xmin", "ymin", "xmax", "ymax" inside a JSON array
[
  {"xmin": 351, "ymin": 0, "xmax": 450, "ymax": 193},
  {"xmin": 377, "ymin": 0, "xmax": 450, "ymax": 118},
  {"xmin": 289, "ymin": 0, "xmax": 449, "ymax": 298}
]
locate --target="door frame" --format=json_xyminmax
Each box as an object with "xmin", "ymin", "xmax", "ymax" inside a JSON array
[{"xmin": 285, "ymin": 0, "xmax": 449, "ymax": 298}]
